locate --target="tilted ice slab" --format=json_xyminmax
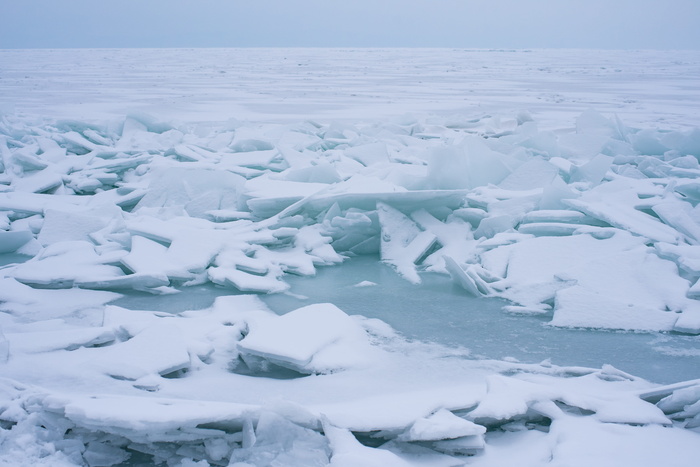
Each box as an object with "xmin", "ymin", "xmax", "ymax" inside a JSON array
[
  {"xmin": 480, "ymin": 231, "xmax": 691, "ymax": 330},
  {"xmin": 237, "ymin": 303, "xmax": 377, "ymax": 374}
]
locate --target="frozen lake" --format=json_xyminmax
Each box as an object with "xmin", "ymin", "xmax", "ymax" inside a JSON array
[
  {"xmin": 2, "ymin": 48, "xmax": 700, "ymax": 467},
  {"xmin": 2, "ymin": 48, "xmax": 699, "ymax": 129}
]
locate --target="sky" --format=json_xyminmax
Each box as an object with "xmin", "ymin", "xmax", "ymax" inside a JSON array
[{"xmin": 1, "ymin": 0, "xmax": 699, "ymax": 49}]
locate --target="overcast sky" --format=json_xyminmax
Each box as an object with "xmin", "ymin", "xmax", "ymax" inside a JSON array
[{"xmin": 2, "ymin": 0, "xmax": 699, "ymax": 49}]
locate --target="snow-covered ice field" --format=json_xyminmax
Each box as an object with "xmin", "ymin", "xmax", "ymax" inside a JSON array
[{"xmin": 1, "ymin": 48, "xmax": 700, "ymax": 466}]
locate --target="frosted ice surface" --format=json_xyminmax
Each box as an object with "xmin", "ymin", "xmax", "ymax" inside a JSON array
[
  {"xmin": 0, "ymin": 277, "xmax": 120, "ymax": 317},
  {"xmin": 12, "ymin": 240, "xmax": 127, "ymax": 287},
  {"xmin": 135, "ymin": 167, "xmax": 246, "ymax": 219},
  {"xmin": 209, "ymin": 266, "xmax": 290, "ymax": 294},
  {"xmin": 377, "ymin": 202, "xmax": 437, "ymax": 284},
  {"xmin": 38, "ymin": 205, "xmax": 125, "ymax": 246},
  {"xmin": 0, "ymin": 230, "xmax": 32, "ymax": 253},
  {"xmin": 88, "ymin": 321, "xmax": 191, "ymax": 380},
  {"xmin": 5, "ymin": 327, "xmax": 115, "ymax": 354},
  {"xmin": 498, "ymin": 157, "xmax": 559, "ymax": 191},
  {"xmin": 399, "ymin": 409, "xmax": 486, "ymax": 442},
  {"xmin": 427, "ymin": 137, "xmax": 512, "ymax": 190},
  {"xmin": 229, "ymin": 412, "xmax": 329, "ymax": 466},
  {"xmin": 653, "ymin": 199, "xmax": 700, "ymax": 244},
  {"xmin": 477, "ymin": 232, "xmax": 692, "ymax": 330},
  {"xmin": 564, "ymin": 179, "xmax": 682, "ymax": 243},
  {"xmin": 323, "ymin": 421, "xmax": 413, "ymax": 467}
]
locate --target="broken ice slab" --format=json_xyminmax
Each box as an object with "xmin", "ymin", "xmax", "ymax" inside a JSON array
[
  {"xmin": 519, "ymin": 209, "xmax": 608, "ymax": 226},
  {"xmin": 410, "ymin": 209, "xmax": 477, "ymax": 272},
  {"xmin": 75, "ymin": 272, "xmax": 170, "ymax": 291},
  {"xmin": 344, "ymin": 142, "xmax": 390, "ymax": 167},
  {"xmin": 654, "ymin": 382, "xmax": 700, "ymax": 424},
  {"xmin": 517, "ymin": 222, "xmax": 590, "ymax": 236},
  {"xmin": 252, "ymin": 244, "xmax": 319, "ymax": 276},
  {"xmin": 564, "ymin": 179, "xmax": 682, "ymax": 244},
  {"xmin": 87, "ymin": 322, "xmax": 191, "ymax": 380},
  {"xmin": 11, "ymin": 241, "xmax": 129, "ymax": 288},
  {"xmin": 377, "ymin": 202, "xmax": 437, "ymax": 284},
  {"xmin": 89, "ymin": 186, "xmax": 147, "ymax": 209},
  {"xmin": 222, "ymin": 148, "xmax": 282, "ymax": 170},
  {"xmin": 102, "ymin": 305, "xmax": 165, "ymax": 337},
  {"xmin": 230, "ymin": 411, "xmax": 330, "ymax": 466},
  {"xmin": 134, "ymin": 167, "xmax": 246, "ymax": 219},
  {"xmin": 452, "ymin": 207, "xmax": 487, "ymax": 229},
  {"xmin": 480, "ymin": 232, "xmax": 691, "ymax": 329},
  {"xmin": 431, "ymin": 435, "xmax": 485, "ymax": 456},
  {"xmin": 38, "ymin": 204, "xmax": 125, "ymax": 246},
  {"xmin": 655, "ymin": 243, "xmax": 700, "ymax": 277},
  {"xmin": 208, "ymin": 267, "xmax": 290, "ymax": 294},
  {"xmin": 44, "ymin": 394, "xmax": 258, "ymax": 441},
  {"xmin": 245, "ymin": 176, "xmax": 328, "ymax": 199},
  {"xmin": 517, "ymin": 209, "xmax": 610, "ymax": 236},
  {"xmin": 120, "ymin": 235, "xmax": 169, "ymax": 274},
  {"xmin": 310, "ymin": 189, "xmax": 471, "ymax": 218},
  {"xmin": 638, "ymin": 379, "xmax": 700, "ymax": 405},
  {"xmin": 120, "ymin": 233, "xmax": 218, "ymax": 282},
  {"xmin": 672, "ymin": 304, "xmax": 700, "ymax": 335},
  {"xmin": 539, "ymin": 174, "xmax": 579, "ymax": 210},
  {"xmin": 551, "ymin": 285, "xmax": 680, "ymax": 332},
  {"xmin": 322, "ymin": 421, "xmax": 414, "ymax": 467},
  {"xmin": 497, "ymin": 157, "xmax": 559, "ymax": 191},
  {"xmin": 0, "ymin": 191, "xmax": 88, "ymax": 216},
  {"xmin": 63, "ymin": 172, "xmax": 106, "ymax": 194},
  {"xmin": 237, "ymin": 303, "xmax": 373, "ymax": 374},
  {"xmin": 444, "ymin": 257, "xmax": 489, "ymax": 297},
  {"xmin": 427, "ymin": 137, "xmax": 513, "ymax": 190},
  {"xmin": 652, "ymin": 199, "xmax": 700, "ymax": 244},
  {"xmin": 0, "ymin": 277, "xmax": 120, "ymax": 320},
  {"xmin": 0, "ymin": 230, "xmax": 32, "ymax": 253},
  {"xmin": 294, "ymin": 224, "xmax": 344, "ymax": 265},
  {"xmin": 248, "ymin": 178, "xmax": 472, "ymax": 219},
  {"xmin": 167, "ymin": 143, "xmax": 209, "ymax": 162},
  {"xmin": 569, "ymin": 154, "xmax": 613, "ymax": 185},
  {"xmin": 11, "ymin": 168, "xmax": 64, "ymax": 194},
  {"xmin": 205, "ymin": 209, "xmax": 253, "ymax": 222},
  {"xmin": 398, "ymin": 409, "xmax": 485, "ymax": 442},
  {"xmin": 57, "ymin": 130, "xmax": 104, "ymax": 153},
  {"xmin": 5, "ymin": 327, "xmax": 115, "ymax": 354},
  {"xmin": 473, "ymin": 214, "xmax": 517, "ymax": 239},
  {"xmin": 10, "ymin": 146, "xmax": 50, "ymax": 172},
  {"xmin": 87, "ymin": 153, "xmax": 153, "ymax": 174}
]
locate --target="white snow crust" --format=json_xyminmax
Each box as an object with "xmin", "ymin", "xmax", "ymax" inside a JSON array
[{"xmin": 1, "ymin": 47, "xmax": 700, "ymax": 466}]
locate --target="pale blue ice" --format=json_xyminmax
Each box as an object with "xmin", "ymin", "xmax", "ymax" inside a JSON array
[{"xmin": 114, "ymin": 255, "xmax": 700, "ymax": 385}]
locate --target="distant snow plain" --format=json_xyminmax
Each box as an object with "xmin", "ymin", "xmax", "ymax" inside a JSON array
[{"xmin": 1, "ymin": 48, "xmax": 700, "ymax": 466}]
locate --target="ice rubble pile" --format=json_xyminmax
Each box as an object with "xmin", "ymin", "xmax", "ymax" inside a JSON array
[
  {"xmin": 1, "ymin": 111, "xmax": 700, "ymax": 332},
  {"xmin": 2, "ymin": 111, "xmax": 700, "ymax": 464}
]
